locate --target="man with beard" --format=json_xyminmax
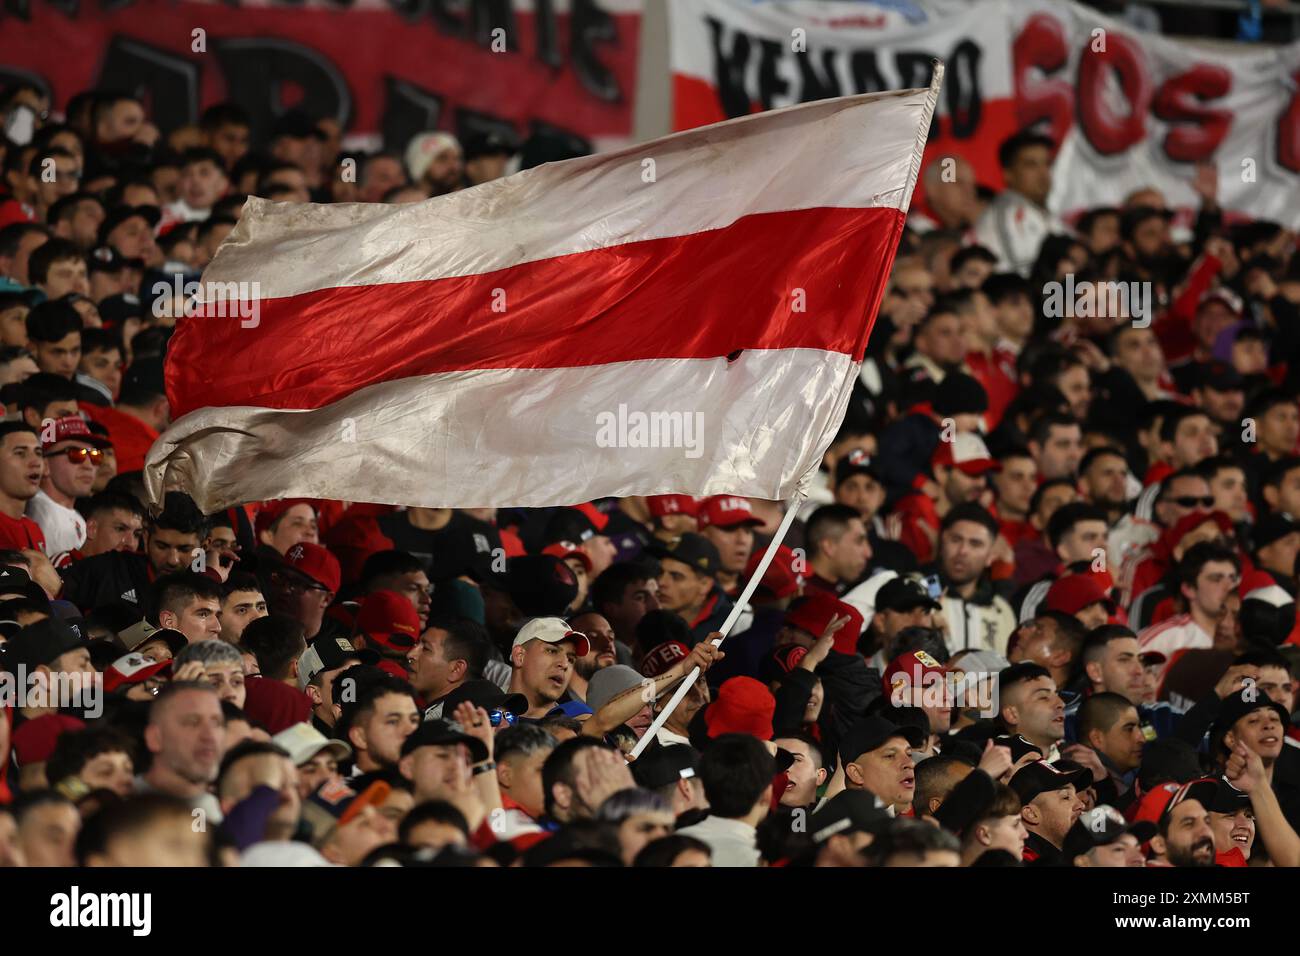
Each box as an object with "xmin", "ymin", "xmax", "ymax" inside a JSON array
[
  {"xmin": 135, "ymin": 681, "xmax": 226, "ymax": 825},
  {"xmin": 1078, "ymin": 446, "xmax": 1131, "ymax": 526},
  {"xmin": 1155, "ymin": 782, "xmax": 1218, "ymax": 867},
  {"xmin": 406, "ymin": 618, "xmax": 489, "ymax": 720},
  {"xmin": 927, "ymin": 503, "xmax": 1016, "ymax": 656},
  {"xmin": 262, "ymin": 542, "xmax": 341, "ymax": 642},
  {"xmin": 567, "ymin": 610, "xmax": 617, "ymax": 702}
]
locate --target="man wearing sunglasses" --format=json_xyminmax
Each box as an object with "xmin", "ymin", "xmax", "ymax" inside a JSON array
[{"xmin": 27, "ymin": 415, "xmax": 108, "ymax": 558}]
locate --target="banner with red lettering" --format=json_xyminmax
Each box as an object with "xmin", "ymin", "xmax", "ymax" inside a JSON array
[
  {"xmin": 669, "ymin": 0, "xmax": 1300, "ymax": 226},
  {"xmin": 0, "ymin": 0, "xmax": 640, "ymax": 152}
]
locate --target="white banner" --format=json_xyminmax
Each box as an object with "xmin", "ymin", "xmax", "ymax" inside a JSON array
[{"xmin": 670, "ymin": 0, "xmax": 1300, "ymax": 226}]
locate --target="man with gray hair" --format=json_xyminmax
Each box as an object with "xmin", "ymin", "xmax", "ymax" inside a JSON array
[
  {"xmin": 494, "ymin": 723, "xmax": 557, "ymax": 833},
  {"xmin": 174, "ymin": 639, "xmax": 247, "ymax": 709},
  {"xmin": 136, "ymin": 681, "xmax": 226, "ymax": 825}
]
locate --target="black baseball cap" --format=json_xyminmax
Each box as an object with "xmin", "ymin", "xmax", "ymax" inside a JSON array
[
  {"xmin": 838, "ymin": 716, "xmax": 924, "ymax": 765},
  {"xmin": 297, "ymin": 634, "xmax": 378, "ymax": 688},
  {"xmin": 647, "ymin": 533, "xmax": 720, "ymax": 577},
  {"xmin": 437, "ymin": 679, "xmax": 527, "ymax": 718},
  {"xmin": 1062, "ymin": 805, "xmax": 1157, "ymax": 859},
  {"xmin": 462, "ymin": 130, "xmax": 517, "ymax": 162},
  {"xmin": 97, "ymin": 292, "xmax": 143, "ymax": 325},
  {"xmin": 834, "ymin": 449, "xmax": 881, "ymax": 488},
  {"xmin": 630, "ymin": 743, "xmax": 700, "ymax": 791},
  {"xmin": 1253, "ymin": 512, "xmax": 1300, "ymax": 551},
  {"xmin": 1008, "ymin": 760, "xmax": 1090, "ymax": 803},
  {"xmin": 1211, "ymin": 686, "xmax": 1290, "ymax": 745},
  {"xmin": 1161, "ymin": 776, "xmax": 1251, "ymax": 821},
  {"xmin": 809, "ymin": 790, "xmax": 892, "ymax": 844},
  {"xmin": 0, "ymin": 566, "xmax": 50, "ymax": 605},
  {"xmin": 875, "ymin": 576, "xmax": 941, "ymax": 613},
  {"xmin": 399, "ymin": 718, "xmax": 489, "ymax": 763},
  {"xmin": 3, "ymin": 618, "xmax": 85, "ymax": 672}
]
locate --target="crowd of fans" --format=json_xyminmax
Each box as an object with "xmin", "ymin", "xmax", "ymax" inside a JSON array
[{"xmin": 0, "ymin": 78, "xmax": 1298, "ymax": 870}]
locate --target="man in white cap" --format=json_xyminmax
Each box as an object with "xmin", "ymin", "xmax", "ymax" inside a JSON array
[
  {"xmin": 508, "ymin": 618, "xmax": 591, "ymax": 720},
  {"xmin": 271, "ymin": 722, "xmax": 353, "ymax": 799},
  {"xmin": 404, "ymin": 131, "xmax": 464, "ymax": 196}
]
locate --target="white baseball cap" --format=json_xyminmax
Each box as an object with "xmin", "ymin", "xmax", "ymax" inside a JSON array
[
  {"xmin": 511, "ymin": 617, "xmax": 591, "ymax": 657},
  {"xmin": 271, "ymin": 721, "xmax": 352, "ymax": 767}
]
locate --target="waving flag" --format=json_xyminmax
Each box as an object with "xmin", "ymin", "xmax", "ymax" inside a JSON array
[{"xmin": 145, "ymin": 71, "xmax": 941, "ymax": 512}]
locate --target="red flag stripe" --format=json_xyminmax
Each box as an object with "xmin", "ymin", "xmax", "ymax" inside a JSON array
[{"xmin": 167, "ymin": 205, "xmax": 902, "ymax": 418}]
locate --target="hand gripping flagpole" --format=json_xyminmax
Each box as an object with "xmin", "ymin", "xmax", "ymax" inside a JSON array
[{"xmin": 629, "ymin": 489, "xmax": 807, "ymax": 759}]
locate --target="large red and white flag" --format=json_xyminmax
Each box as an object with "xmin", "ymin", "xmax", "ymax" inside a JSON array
[{"xmin": 144, "ymin": 73, "xmax": 941, "ymax": 512}]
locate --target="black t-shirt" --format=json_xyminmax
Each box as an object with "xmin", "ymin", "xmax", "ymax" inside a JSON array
[{"xmin": 377, "ymin": 511, "xmax": 502, "ymax": 582}]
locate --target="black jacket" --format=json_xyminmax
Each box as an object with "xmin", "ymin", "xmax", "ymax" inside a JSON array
[{"xmin": 60, "ymin": 551, "xmax": 153, "ymax": 613}]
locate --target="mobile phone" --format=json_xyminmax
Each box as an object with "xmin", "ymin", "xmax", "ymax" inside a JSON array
[{"xmin": 922, "ymin": 574, "xmax": 942, "ymax": 600}]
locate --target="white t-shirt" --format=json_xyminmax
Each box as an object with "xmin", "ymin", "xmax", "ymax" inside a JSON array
[{"xmin": 27, "ymin": 490, "xmax": 85, "ymax": 557}]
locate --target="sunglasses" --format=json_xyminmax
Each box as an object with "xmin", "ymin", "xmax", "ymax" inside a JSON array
[
  {"xmin": 488, "ymin": 708, "xmax": 517, "ymax": 728},
  {"xmin": 269, "ymin": 570, "xmax": 328, "ymax": 593},
  {"xmin": 1168, "ymin": 496, "xmax": 1215, "ymax": 508},
  {"xmin": 45, "ymin": 446, "xmax": 103, "ymax": 465}
]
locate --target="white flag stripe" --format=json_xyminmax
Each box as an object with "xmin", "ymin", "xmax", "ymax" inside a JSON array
[
  {"xmin": 148, "ymin": 349, "xmax": 855, "ymax": 512},
  {"xmin": 205, "ymin": 88, "xmax": 933, "ymax": 301}
]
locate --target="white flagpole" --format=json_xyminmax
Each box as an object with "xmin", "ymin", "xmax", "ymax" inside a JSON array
[{"xmin": 629, "ymin": 492, "xmax": 806, "ymax": 759}]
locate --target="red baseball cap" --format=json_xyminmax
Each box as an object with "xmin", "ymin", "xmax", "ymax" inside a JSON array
[
  {"xmin": 697, "ymin": 496, "xmax": 763, "ymax": 530},
  {"xmin": 746, "ymin": 543, "xmax": 803, "ymax": 600},
  {"xmin": 647, "ymin": 495, "xmax": 697, "ymax": 518},
  {"xmin": 104, "ymin": 651, "xmax": 172, "ymax": 693},
  {"xmin": 256, "ymin": 498, "xmax": 316, "ymax": 538},
  {"xmin": 783, "ymin": 592, "xmax": 864, "ymax": 655},
  {"xmin": 703, "ymin": 677, "xmax": 775, "ymax": 740},
  {"xmin": 283, "ymin": 542, "xmax": 341, "ymax": 594},
  {"xmin": 41, "ymin": 415, "xmax": 112, "ymax": 452},
  {"xmin": 542, "ymin": 540, "xmax": 593, "ymax": 573},
  {"xmin": 355, "ymin": 589, "xmax": 421, "ymax": 650},
  {"xmin": 12, "ymin": 714, "xmax": 85, "ymax": 765},
  {"xmin": 931, "ymin": 432, "xmax": 1000, "ymax": 476},
  {"xmin": 882, "ymin": 649, "xmax": 947, "ymax": 699},
  {"xmin": 639, "ymin": 640, "xmax": 689, "ymax": 678},
  {"xmin": 1045, "ymin": 574, "xmax": 1116, "ymax": 616},
  {"xmin": 569, "ymin": 503, "xmax": 608, "ymax": 532}
]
